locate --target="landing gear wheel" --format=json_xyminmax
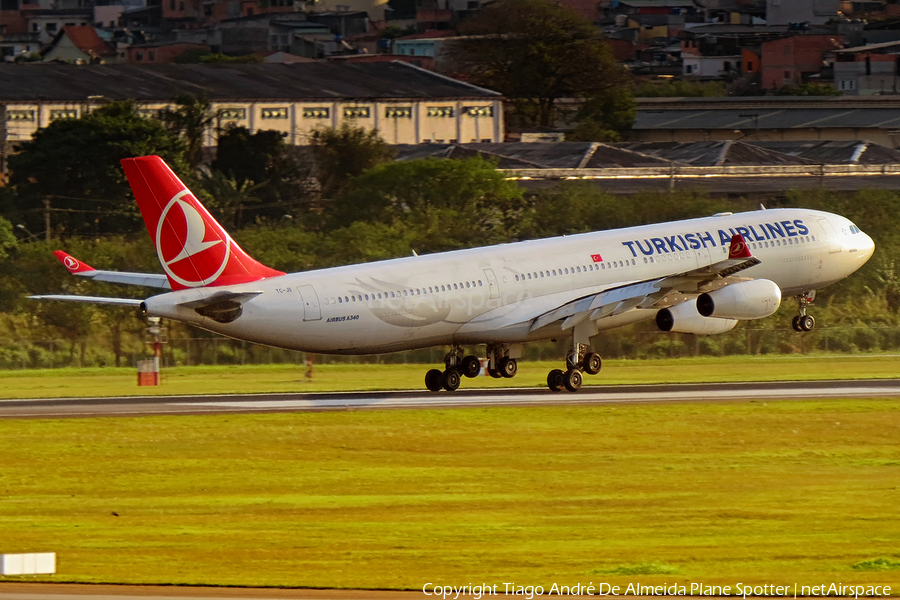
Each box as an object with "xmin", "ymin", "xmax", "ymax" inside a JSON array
[
  {"xmin": 442, "ymin": 368, "xmax": 461, "ymax": 392},
  {"xmin": 563, "ymin": 369, "xmax": 583, "ymax": 392},
  {"xmin": 799, "ymin": 315, "xmax": 815, "ymax": 332},
  {"xmin": 425, "ymin": 369, "xmax": 443, "ymax": 393},
  {"xmin": 791, "ymin": 315, "xmax": 802, "ymax": 332},
  {"xmin": 547, "ymin": 369, "xmax": 565, "ymax": 392},
  {"xmin": 487, "ymin": 365, "xmax": 503, "ymax": 379},
  {"xmin": 460, "ymin": 355, "xmax": 481, "ymax": 378},
  {"xmin": 498, "ymin": 357, "xmax": 518, "ymax": 378},
  {"xmin": 582, "ymin": 352, "xmax": 602, "ymax": 375}
]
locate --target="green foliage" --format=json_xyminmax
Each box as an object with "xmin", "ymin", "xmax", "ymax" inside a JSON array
[
  {"xmin": 567, "ymin": 87, "xmax": 636, "ymax": 141},
  {"xmin": 592, "ymin": 562, "xmax": 680, "ymax": 575},
  {"xmin": 309, "ymin": 122, "xmax": 395, "ymax": 200},
  {"xmin": 0, "ymin": 216, "xmax": 16, "ymax": 260},
  {"xmin": 379, "ymin": 25, "xmax": 416, "ymax": 39},
  {"xmin": 522, "ymin": 182, "xmax": 742, "ymax": 239},
  {"xmin": 774, "ymin": 82, "xmax": 841, "ymax": 96},
  {"xmin": 172, "ymin": 47, "xmax": 212, "ymax": 63},
  {"xmin": 451, "ymin": 0, "xmax": 631, "ymax": 127},
  {"xmin": 7, "ymin": 100, "xmax": 186, "ymax": 238},
  {"xmin": 213, "ymin": 126, "xmax": 286, "ymax": 185},
  {"xmin": 852, "ymin": 558, "xmax": 900, "ymax": 571},
  {"xmin": 207, "ymin": 126, "xmax": 313, "ymax": 226},
  {"xmin": 199, "ymin": 53, "xmax": 263, "ymax": 64},
  {"xmin": 161, "ymin": 94, "xmax": 214, "ymax": 168},
  {"xmin": 329, "ymin": 156, "xmax": 526, "ymax": 251},
  {"xmin": 634, "ymin": 79, "xmax": 727, "ymax": 97}
]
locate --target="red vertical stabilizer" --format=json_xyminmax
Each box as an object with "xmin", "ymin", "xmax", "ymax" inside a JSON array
[{"xmin": 121, "ymin": 156, "xmax": 284, "ymax": 291}]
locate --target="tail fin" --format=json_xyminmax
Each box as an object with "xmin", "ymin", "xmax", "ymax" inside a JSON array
[{"xmin": 121, "ymin": 156, "xmax": 284, "ymax": 291}]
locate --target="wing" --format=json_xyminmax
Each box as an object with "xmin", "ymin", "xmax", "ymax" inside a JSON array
[
  {"xmin": 529, "ymin": 234, "xmax": 760, "ymax": 333},
  {"xmin": 53, "ymin": 250, "xmax": 171, "ymax": 289},
  {"xmin": 458, "ymin": 234, "xmax": 761, "ymax": 339}
]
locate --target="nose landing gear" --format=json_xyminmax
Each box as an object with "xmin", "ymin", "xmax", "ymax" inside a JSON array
[{"xmin": 791, "ymin": 292, "xmax": 816, "ymax": 332}]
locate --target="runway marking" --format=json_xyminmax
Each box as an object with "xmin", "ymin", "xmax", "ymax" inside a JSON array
[
  {"xmin": 179, "ymin": 386, "xmax": 900, "ymax": 410},
  {"xmin": 3, "ymin": 381, "xmax": 899, "ymax": 419}
]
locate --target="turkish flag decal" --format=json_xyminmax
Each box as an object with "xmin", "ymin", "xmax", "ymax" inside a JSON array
[{"xmin": 591, "ymin": 254, "xmax": 603, "ymax": 263}]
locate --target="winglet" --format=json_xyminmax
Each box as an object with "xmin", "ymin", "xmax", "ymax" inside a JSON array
[
  {"xmin": 53, "ymin": 250, "xmax": 96, "ymax": 274},
  {"xmin": 728, "ymin": 234, "xmax": 752, "ymax": 259}
]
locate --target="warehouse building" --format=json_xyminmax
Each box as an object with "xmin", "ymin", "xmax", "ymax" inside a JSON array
[{"xmin": 0, "ymin": 61, "xmax": 504, "ymax": 170}]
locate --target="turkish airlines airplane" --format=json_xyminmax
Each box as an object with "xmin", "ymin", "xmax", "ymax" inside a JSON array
[{"xmin": 35, "ymin": 156, "xmax": 875, "ymax": 392}]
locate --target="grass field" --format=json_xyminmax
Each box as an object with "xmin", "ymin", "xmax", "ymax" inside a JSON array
[
  {"xmin": 1, "ymin": 354, "xmax": 899, "ymax": 399},
  {"xmin": 2, "ymin": 397, "xmax": 900, "ymax": 589}
]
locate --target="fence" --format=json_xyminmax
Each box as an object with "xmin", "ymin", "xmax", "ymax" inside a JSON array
[{"xmin": 1, "ymin": 325, "xmax": 899, "ymax": 370}]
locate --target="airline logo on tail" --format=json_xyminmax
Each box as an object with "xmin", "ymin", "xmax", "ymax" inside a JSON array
[
  {"xmin": 157, "ymin": 190, "xmax": 231, "ymax": 287},
  {"xmin": 122, "ymin": 156, "xmax": 284, "ymax": 291}
]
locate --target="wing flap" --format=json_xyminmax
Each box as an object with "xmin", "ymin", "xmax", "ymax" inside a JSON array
[{"xmin": 529, "ymin": 234, "xmax": 762, "ymax": 333}]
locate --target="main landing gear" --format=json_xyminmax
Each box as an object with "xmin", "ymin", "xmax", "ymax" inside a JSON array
[
  {"xmin": 791, "ymin": 291, "xmax": 816, "ymax": 332},
  {"xmin": 425, "ymin": 344, "xmax": 518, "ymax": 392},
  {"xmin": 547, "ymin": 341, "xmax": 602, "ymax": 393}
]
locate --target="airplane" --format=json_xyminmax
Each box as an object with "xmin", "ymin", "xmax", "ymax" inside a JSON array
[{"xmin": 32, "ymin": 155, "xmax": 875, "ymax": 393}]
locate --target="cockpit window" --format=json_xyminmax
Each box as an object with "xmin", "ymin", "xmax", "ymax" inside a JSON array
[{"xmin": 849, "ymin": 224, "xmax": 861, "ymax": 234}]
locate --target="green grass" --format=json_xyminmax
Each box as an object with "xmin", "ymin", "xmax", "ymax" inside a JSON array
[
  {"xmin": 0, "ymin": 354, "xmax": 899, "ymax": 399},
  {"xmin": 1, "ymin": 398, "xmax": 900, "ymax": 588}
]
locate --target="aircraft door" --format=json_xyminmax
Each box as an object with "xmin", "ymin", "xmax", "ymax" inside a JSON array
[
  {"xmin": 483, "ymin": 268, "xmax": 500, "ymax": 299},
  {"xmin": 817, "ymin": 219, "xmax": 841, "ymax": 254},
  {"xmin": 297, "ymin": 285, "xmax": 322, "ymax": 321}
]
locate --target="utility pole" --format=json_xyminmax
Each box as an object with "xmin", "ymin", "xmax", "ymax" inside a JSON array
[{"xmin": 43, "ymin": 198, "xmax": 51, "ymax": 241}]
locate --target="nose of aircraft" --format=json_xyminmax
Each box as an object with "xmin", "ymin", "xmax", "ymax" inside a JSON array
[{"xmin": 859, "ymin": 231, "xmax": 876, "ymax": 262}]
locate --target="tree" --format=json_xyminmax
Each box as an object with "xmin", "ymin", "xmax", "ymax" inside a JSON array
[
  {"xmin": 7, "ymin": 101, "xmax": 186, "ymax": 238},
  {"xmin": 634, "ymin": 80, "xmax": 727, "ymax": 98},
  {"xmin": 161, "ymin": 94, "xmax": 215, "ymax": 168},
  {"xmin": 0, "ymin": 216, "xmax": 15, "ymax": 260},
  {"xmin": 566, "ymin": 87, "xmax": 636, "ymax": 142},
  {"xmin": 328, "ymin": 156, "xmax": 526, "ymax": 251},
  {"xmin": 309, "ymin": 122, "xmax": 395, "ymax": 201},
  {"xmin": 449, "ymin": 0, "xmax": 632, "ymax": 128},
  {"xmin": 775, "ymin": 82, "xmax": 841, "ymax": 97},
  {"xmin": 210, "ymin": 125, "xmax": 315, "ymax": 226},
  {"xmin": 213, "ymin": 126, "xmax": 288, "ymax": 186}
]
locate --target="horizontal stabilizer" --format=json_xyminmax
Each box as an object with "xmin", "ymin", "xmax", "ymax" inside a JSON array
[
  {"xmin": 28, "ymin": 295, "xmax": 143, "ymax": 306},
  {"xmin": 53, "ymin": 251, "xmax": 171, "ymax": 289}
]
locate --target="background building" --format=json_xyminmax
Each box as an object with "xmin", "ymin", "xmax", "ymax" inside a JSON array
[{"xmin": 0, "ymin": 61, "xmax": 504, "ymax": 165}]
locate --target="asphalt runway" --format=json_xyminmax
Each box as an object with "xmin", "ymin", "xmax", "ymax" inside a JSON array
[{"xmin": 2, "ymin": 379, "xmax": 899, "ymax": 419}]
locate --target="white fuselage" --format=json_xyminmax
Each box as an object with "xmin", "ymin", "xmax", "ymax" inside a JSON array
[{"xmin": 143, "ymin": 208, "xmax": 874, "ymax": 354}]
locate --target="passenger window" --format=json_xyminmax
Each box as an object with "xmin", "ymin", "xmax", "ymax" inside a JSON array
[
  {"xmin": 338, "ymin": 297, "xmax": 343, "ymax": 303},
  {"xmin": 465, "ymin": 282, "xmax": 471, "ymax": 288}
]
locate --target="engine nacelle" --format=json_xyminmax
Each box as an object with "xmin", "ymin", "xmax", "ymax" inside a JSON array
[
  {"xmin": 697, "ymin": 279, "xmax": 782, "ymax": 320},
  {"xmin": 656, "ymin": 300, "xmax": 738, "ymax": 335}
]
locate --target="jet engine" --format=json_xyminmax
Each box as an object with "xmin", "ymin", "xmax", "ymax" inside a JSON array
[
  {"xmin": 656, "ymin": 300, "xmax": 738, "ymax": 335},
  {"xmin": 696, "ymin": 279, "xmax": 782, "ymax": 320}
]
